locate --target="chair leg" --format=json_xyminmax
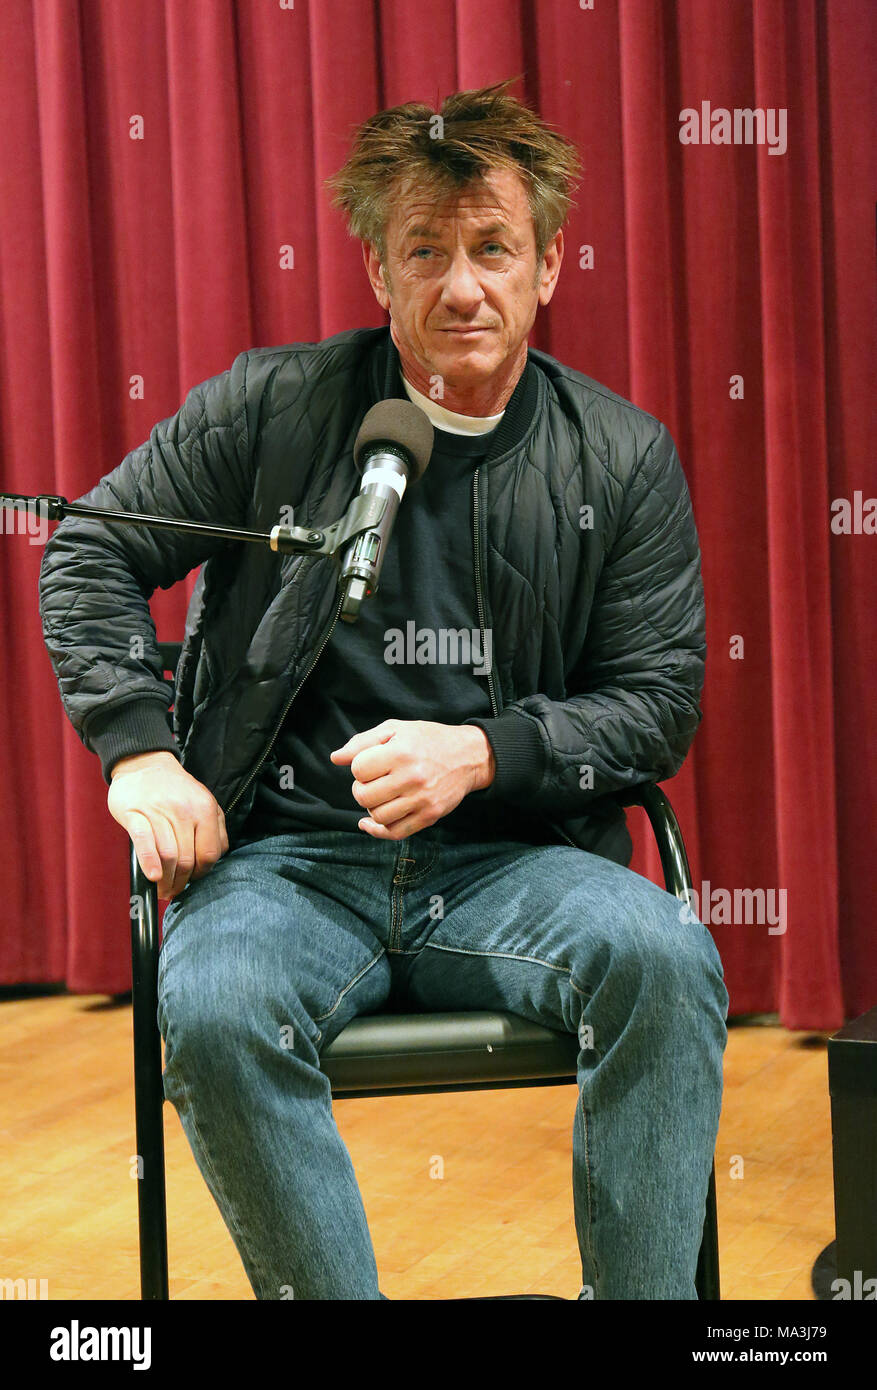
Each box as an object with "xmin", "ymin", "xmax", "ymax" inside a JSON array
[
  {"xmin": 634, "ymin": 786, "xmax": 721, "ymax": 1301},
  {"xmin": 131, "ymin": 847, "xmax": 169, "ymax": 1300},
  {"xmin": 695, "ymin": 1159, "xmax": 720, "ymax": 1299}
]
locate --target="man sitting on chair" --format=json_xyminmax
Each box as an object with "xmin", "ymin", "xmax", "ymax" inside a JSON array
[{"xmin": 39, "ymin": 79, "xmax": 728, "ymax": 1300}]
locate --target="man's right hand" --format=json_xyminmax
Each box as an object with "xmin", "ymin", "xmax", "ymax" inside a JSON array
[{"xmin": 107, "ymin": 750, "xmax": 229, "ymax": 900}]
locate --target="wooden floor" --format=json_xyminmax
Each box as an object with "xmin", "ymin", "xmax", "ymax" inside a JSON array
[{"xmin": 0, "ymin": 992, "xmax": 836, "ymax": 1300}]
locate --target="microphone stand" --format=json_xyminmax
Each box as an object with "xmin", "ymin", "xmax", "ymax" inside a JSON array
[{"xmin": 0, "ymin": 490, "xmax": 388, "ymax": 562}]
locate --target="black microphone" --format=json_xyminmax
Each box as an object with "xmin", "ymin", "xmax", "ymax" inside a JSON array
[{"xmin": 339, "ymin": 400, "xmax": 434, "ymax": 622}]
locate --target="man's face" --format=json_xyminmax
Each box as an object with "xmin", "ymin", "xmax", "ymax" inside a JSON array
[{"xmin": 363, "ymin": 167, "xmax": 562, "ymax": 400}]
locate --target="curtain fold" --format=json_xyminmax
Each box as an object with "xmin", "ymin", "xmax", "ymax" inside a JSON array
[{"xmin": 0, "ymin": 0, "xmax": 873, "ymax": 1027}]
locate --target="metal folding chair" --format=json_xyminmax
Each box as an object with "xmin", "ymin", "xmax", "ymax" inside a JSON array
[{"xmin": 130, "ymin": 642, "xmax": 720, "ymax": 1299}]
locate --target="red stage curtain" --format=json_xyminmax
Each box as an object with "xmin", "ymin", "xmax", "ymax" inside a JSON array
[{"xmin": 0, "ymin": 1, "xmax": 873, "ymax": 1028}]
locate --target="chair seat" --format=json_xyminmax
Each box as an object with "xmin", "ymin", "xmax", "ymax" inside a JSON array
[{"xmin": 321, "ymin": 1010, "xmax": 581, "ymax": 1097}]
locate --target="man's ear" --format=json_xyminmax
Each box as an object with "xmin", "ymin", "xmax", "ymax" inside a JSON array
[
  {"xmin": 363, "ymin": 241, "xmax": 390, "ymax": 310},
  {"xmin": 537, "ymin": 229, "xmax": 564, "ymax": 307}
]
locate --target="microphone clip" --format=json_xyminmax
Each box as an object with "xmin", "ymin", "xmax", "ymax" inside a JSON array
[{"xmin": 268, "ymin": 490, "xmax": 389, "ymax": 560}]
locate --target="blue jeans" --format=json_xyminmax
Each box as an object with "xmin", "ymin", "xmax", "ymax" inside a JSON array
[{"xmin": 157, "ymin": 823, "xmax": 728, "ymax": 1299}]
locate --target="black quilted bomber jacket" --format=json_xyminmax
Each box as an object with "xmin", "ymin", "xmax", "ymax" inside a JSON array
[{"xmin": 38, "ymin": 326, "xmax": 706, "ymax": 867}]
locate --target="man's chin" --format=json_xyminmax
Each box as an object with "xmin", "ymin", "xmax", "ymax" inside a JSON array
[{"xmin": 429, "ymin": 337, "xmax": 501, "ymax": 378}]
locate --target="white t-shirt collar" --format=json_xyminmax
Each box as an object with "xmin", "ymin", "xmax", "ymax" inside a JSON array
[{"xmin": 399, "ymin": 371, "xmax": 505, "ymax": 436}]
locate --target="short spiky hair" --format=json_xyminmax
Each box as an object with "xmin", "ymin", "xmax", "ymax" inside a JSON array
[{"xmin": 325, "ymin": 77, "xmax": 582, "ymax": 263}]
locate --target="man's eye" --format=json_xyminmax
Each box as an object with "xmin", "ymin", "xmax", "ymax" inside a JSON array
[
  {"xmin": 412, "ymin": 247, "xmax": 435, "ymax": 259},
  {"xmin": 481, "ymin": 243, "xmax": 505, "ymax": 255}
]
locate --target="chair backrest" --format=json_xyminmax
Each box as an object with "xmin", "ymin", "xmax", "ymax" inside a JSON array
[{"xmin": 158, "ymin": 642, "xmax": 182, "ymax": 679}]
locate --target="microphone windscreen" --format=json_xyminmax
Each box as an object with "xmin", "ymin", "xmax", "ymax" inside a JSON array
[{"xmin": 353, "ymin": 400, "xmax": 434, "ymax": 483}]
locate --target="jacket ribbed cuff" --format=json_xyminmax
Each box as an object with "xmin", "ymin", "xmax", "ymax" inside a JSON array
[
  {"xmin": 463, "ymin": 710, "xmax": 545, "ymax": 803},
  {"xmin": 86, "ymin": 699, "xmax": 181, "ymax": 784}
]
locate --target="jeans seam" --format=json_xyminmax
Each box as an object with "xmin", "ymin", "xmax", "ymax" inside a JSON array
[
  {"xmin": 392, "ymin": 862, "xmax": 435, "ymax": 887},
  {"xmin": 390, "ymin": 841, "xmax": 438, "ymax": 888},
  {"xmin": 312, "ymin": 948, "xmax": 387, "ymax": 1028},
  {"xmin": 390, "ymin": 884, "xmax": 402, "ymax": 951},
  {"xmin": 418, "ymin": 942, "xmax": 599, "ymax": 1045},
  {"xmin": 577, "ymin": 1091, "xmax": 600, "ymax": 1289},
  {"xmin": 419, "ymin": 940, "xmax": 573, "ymax": 977}
]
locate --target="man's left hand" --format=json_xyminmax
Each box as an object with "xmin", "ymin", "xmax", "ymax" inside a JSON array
[{"xmin": 329, "ymin": 720, "xmax": 496, "ymax": 839}]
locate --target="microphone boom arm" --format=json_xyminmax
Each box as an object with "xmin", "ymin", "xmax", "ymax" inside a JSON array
[{"xmin": 0, "ymin": 491, "xmax": 389, "ymax": 562}]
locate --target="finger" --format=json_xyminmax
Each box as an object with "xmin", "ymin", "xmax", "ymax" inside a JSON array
[
  {"xmin": 358, "ymin": 807, "xmax": 428, "ymax": 840},
  {"xmin": 132, "ymin": 810, "xmax": 182, "ymax": 900},
  {"xmin": 330, "ymin": 721, "xmax": 397, "ymax": 765},
  {"xmin": 166, "ymin": 812, "xmax": 196, "ymax": 899},
  {"xmin": 359, "ymin": 795, "xmax": 427, "ymax": 837},
  {"xmin": 121, "ymin": 811, "xmax": 163, "ymax": 883},
  {"xmin": 217, "ymin": 805, "xmax": 229, "ymax": 856},
  {"xmin": 350, "ymin": 773, "xmax": 401, "ymax": 810},
  {"xmin": 190, "ymin": 810, "xmax": 224, "ymax": 881},
  {"xmin": 349, "ymin": 740, "xmax": 400, "ymax": 783}
]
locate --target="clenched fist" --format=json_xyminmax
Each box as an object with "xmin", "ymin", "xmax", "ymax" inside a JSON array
[
  {"xmin": 330, "ymin": 719, "xmax": 495, "ymax": 840},
  {"xmin": 107, "ymin": 750, "xmax": 229, "ymax": 899}
]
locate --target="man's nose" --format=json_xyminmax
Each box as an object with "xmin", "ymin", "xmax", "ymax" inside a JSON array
[{"xmin": 440, "ymin": 252, "xmax": 485, "ymax": 313}]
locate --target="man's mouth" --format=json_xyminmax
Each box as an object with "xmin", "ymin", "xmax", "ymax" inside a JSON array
[{"xmin": 441, "ymin": 326, "xmax": 492, "ymax": 334}]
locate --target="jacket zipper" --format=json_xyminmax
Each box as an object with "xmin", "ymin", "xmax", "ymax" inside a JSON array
[
  {"xmin": 226, "ymin": 586, "xmax": 345, "ymax": 815},
  {"xmin": 472, "ymin": 468, "xmax": 501, "ymax": 719},
  {"xmin": 472, "ymin": 468, "xmax": 579, "ymax": 852}
]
